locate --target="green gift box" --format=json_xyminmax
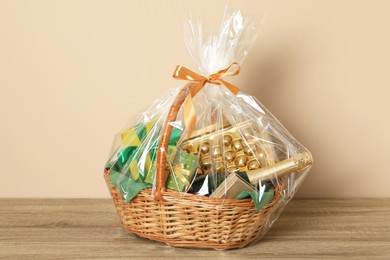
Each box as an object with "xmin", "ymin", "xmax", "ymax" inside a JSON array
[
  {"xmin": 110, "ymin": 120, "xmax": 182, "ymax": 182},
  {"xmin": 145, "ymin": 149, "xmax": 199, "ymax": 192},
  {"xmin": 144, "ymin": 146, "xmax": 175, "ymax": 185},
  {"xmin": 107, "ymin": 119, "xmax": 186, "ymax": 202}
]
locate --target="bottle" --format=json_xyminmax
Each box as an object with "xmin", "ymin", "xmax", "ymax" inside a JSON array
[
  {"xmin": 242, "ymin": 152, "xmax": 313, "ymax": 184},
  {"xmin": 209, "ymin": 152, "xmax": 313, "ymax": 198},
  {"xmin": 189, "ymin": 152, "xmax": 313, "ymax": 195}
]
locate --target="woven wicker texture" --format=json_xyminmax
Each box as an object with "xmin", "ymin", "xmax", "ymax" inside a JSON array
[
  {"xmin": 105, "ymin": 171, "xmax": 283, "ymax": 249},
  {"xmin": 105, "ymin": 83, "xmax": 285, "ymax": 249}
]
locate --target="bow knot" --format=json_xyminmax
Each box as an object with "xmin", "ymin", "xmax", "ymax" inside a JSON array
[
  {"xmin": 172, "ymin": 62, "xmax": 241, "ymax": 136},
  {"xmin": 167, "ymin": 149, "xmax": 191, "ymax": 188}
]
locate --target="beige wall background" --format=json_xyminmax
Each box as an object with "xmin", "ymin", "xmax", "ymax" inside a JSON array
[{"xmin": 1, "ymin": 0, "xmax": 389, "ymax": 198}]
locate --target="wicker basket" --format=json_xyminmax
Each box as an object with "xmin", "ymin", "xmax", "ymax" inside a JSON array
[{"xmin": 105, "ymin": 83, "xmax": 284, "ymax": 250}]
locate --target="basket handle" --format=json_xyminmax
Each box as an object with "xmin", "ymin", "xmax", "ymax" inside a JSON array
[{"xmin": 154, "ymin": 82, "xmax": 196, "ymax": 201}]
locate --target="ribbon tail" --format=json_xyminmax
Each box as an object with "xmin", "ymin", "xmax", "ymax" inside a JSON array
[
  {"xmin": 174, "ymin": 62, "xmax": 240, "ymax": 137},
  {"xmin": 182, "ymin": 81, "xmax": 206, "ymax": 137},
  {"xmin": 183, "ymin": 93, "xmax": 196, "ymax": 137},
  {"xmin": 220, "ymin": 79, "xmax": 240, "ymax": 95},
  {"xmin": 173, "ymin": 164, "xmax": 191, "ymax": 188},
  {"xmin": 173, "ymin": 65, "xmax": 206, "ymax": 82}
]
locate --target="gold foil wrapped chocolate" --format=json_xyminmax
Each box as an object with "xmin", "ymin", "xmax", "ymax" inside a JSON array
[
  {"xmin": 243, "ymin": 146, "xmax": 254, "ymax": 156},
  {"xmin": 226, "ymin": 162, "xmax": 239, "ymax": 172},
  {"xmin": 247, "ymin": 159, "xmax": 260, "ymax": 171},
  {"xmin": 211, "ymin": 145, "xmax": 222, "ymax": 158},
  {"xmin": 199, "ymin": 142, "xmax": 210, "ymax": 154},
  {"xmin": 223, "ymin": 135, "xmax": 232, "ymax": 146},
  {"xmin": 224, "ymin": 150, "xmax": 236, "ymax": 163},
  {"xmin": 214, "ymin": 159, "xmax": 225, "ymax": 172},
  {"xmin": 196, "ymin": 168, "xmax": 204, "ymax": 176},
  {"xmin": 231, "ymin": 139, "xmax": 244, "ymax": 152},
  {"xmin": 180, "ymin": 120, "xmax": 277, "ymax": 175},
  {"xmin": 200, "ymin": 156, "xmax": 212, "ymax": 170},
  {"xmin": 234, "ymin": 153, "xmax": 247, "ymax": 167}
]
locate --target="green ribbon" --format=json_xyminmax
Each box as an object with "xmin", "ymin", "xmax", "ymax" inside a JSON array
[
  {"xmin": 108, "ymin": 121, "xmax": 182, "ymax": 201},
  {"xmin": 118, "ymin": 126, "xmax": 181, "ymax": 164},
  {"xmin": 114, "ymin": 124, "xmax": 182, "ymax": 181},
  {"xmin": 236, "ymin": 189, "xmax": 275, "ymax": 212},
  {"xmin": 110, "ymin": 170, "xmax": 152, "ymax": 203}
]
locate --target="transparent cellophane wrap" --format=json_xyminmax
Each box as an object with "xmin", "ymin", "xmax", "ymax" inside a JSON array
[{"xmin": 105, "ymin": 8, "xmax": 313, "ymax": 248}]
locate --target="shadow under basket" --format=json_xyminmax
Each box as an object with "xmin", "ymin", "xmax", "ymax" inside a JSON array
[{"xmin": 104, "ymin": 170, "xmax": 283, "ymax": 250}]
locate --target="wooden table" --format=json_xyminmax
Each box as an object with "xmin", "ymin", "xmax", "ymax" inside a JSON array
[{"xmin": 0, "ymin": 199, "xmax": 389, "ymax": 259}]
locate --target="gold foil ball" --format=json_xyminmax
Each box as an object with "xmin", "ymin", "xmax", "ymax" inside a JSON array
[
  {"xmin": 256, "ymin": 151, "xmax": 267, "ymax": 167},
  {"xmin": 248, "ymin": 143, "xmax": 259, "ymax": 153},
  {"xmin": 232, "ymin": 139, "xmax": 244, "ymax": 152},
  {"xmin": 196, "ymin": 168, "xmax": 204, "ymax": 175},
  {"xmin": 214, "ymin": 160, "xmax": 225, "ymax": 172},
  {"xmin": 211, "ymin": 145, "xmax": 222, "ymax": 158},
  {"xmin": 222, "ymin": 135, "xmax": 233, "ymax": 147},
  {"xmin": 247, "ymin": 159, "xmax": 260, "ymax": 171},
  {"xmin": 185, "ymin": 143, "xmax": 197, "ymax": 154},
  {"xmin": 224, "ymin": 150, "xmax": 236, "ymax": 163},
  {"xmin": 227, "ymin": 164, "xmax": 239, "ymax": 172},
  {"xmin": 235, "ymin": 154, "xmax": 247, "ymax": 167},
  {"xmin": 199, "ymin": 142, "xmax": 210, "ymax": 154},
  {"xmin": 201, "ymin": 156, "xmax": 212, "ymax": 170},
  {"xmin": 243, "ymin": 147, "xmax": 254, "ymax": 156}
]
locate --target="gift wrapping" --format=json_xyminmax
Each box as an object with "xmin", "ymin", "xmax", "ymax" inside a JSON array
[
  {"xmin": 115, "ymin": 119, "xmax": 182, "ymax": 181},
  {"xmin": 180, "ymin": 120, "xmax": 277, "ymax": 175},
  {"xmin": 145, "ymin": 148, "xmax": 199, "ymax": 192}
]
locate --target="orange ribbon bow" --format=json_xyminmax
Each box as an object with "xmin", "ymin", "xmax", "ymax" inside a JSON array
[{"xmin": 172, "ymin": 62, "xmax": 241, "ymax": 136}]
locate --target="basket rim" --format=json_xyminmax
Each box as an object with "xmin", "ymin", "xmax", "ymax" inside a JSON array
[{"xmin": 104, "ymin": 170, "xmax": 283, "ymax": 208}]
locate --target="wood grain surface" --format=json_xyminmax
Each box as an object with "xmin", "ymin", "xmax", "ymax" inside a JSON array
[{"xmin": 0, "ymin": 199, "xmax": 389, "ymax": 259}]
